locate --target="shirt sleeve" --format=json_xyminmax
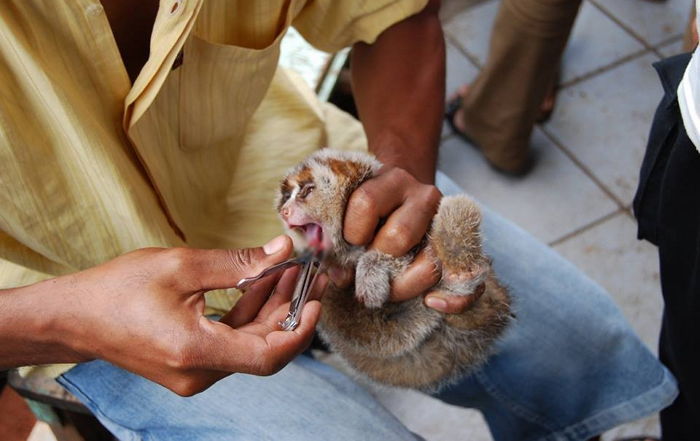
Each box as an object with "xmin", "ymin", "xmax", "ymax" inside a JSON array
[{"xmin": 292, "ymin": 0, "xmax": 429, "ymax": 53}]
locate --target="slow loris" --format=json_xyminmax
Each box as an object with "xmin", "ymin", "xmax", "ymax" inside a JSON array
[{"xmin": 276, "ymin": 149, "xmax": 512, "ymax": 391}]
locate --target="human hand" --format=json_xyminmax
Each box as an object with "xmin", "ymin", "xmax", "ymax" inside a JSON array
[
  {"xmin": 43, "ymin": 236, "xmax": 325, "ymax": 396},
  {"xmin": 338, "ymin": 166, "xmax": 474, "ymax": 314}
]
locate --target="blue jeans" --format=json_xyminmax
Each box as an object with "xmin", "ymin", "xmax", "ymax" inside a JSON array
[{"xmin": 59, "ymin": 172, "xmax": 677, "ymax": 441}]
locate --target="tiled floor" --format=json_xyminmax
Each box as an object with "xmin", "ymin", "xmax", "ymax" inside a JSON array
[{"xmin": 368, "ymin": 0, "xmax": 692, "ymax": 440}]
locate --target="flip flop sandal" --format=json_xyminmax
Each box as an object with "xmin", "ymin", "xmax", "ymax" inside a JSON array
[{"xmin": 444, "ymin": 94, "xmax": 471, "ymax": 144}]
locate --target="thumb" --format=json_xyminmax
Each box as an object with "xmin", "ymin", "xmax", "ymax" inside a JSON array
[{"xmin": 189, "ymin": 235, "xmax": 294, "ymax": 291}]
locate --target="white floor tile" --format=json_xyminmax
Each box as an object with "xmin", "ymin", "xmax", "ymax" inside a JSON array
[
  {"xmin": 553, "ymin": 212, "xmax": 663, "ymax": 352},
  {"xmin": 440, "ymin": 0, "xmax": 492, "ymax": 23},
  {"xmin": 443, "ymin": 0, "xmax": 499, "ymax": 66},
  {"xmin": 592, "ymin": 0, "xmax": 691, "ymax": 46},
  {"xmin": 438, "ymin": 130, "xmax": 618, "ymax": 245},
  {"xmin": 602, "ymin": 414, "xmax": 662, "ymax": 441},
  {"xmin": 445, "ymin": 41, "xmax": 480, "ymax": 99},
  {"xmin": 371, "ymin": 386, "xmax": 492, "ymax": 441},
  {"xmin": 544, "ymin": 53, "xmax": 662, "ymax": 205},
  {"xmin": 562, "ymin": 2, "xmax": 646, "ymax": 84},
  {"xmin": 442, "ymin": 41, "xmax": 480, "ymax": 139},
  {"xmin": 657, "ymin": 37, "xmax": 687, "ymax": 57}
]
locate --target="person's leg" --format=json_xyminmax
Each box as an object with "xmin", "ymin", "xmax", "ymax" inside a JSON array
[
  {"xmin": 56, "ymin": 175, "xmax": 678, "ymax": 441},
  {"xmin": 650, "ymin": 96, "xmax": 700, "ymax": 441},
  {"xmin": 655, "ymin": 133, "xmax": 700, "ymax": 438},
  {"xmin": 454, "ymin": 0, "xmax": 582, "ymax": 174},
  {"xmin": 58, "ymin": 356, "xmax": 418, "ymax": 441},
  {"xmin": 434, "ymin": 172, "xmax": 678, "ymax": 441},
  {"xmin": 632, "ymin": 52, "xmax": 700, "ymax": 440}
]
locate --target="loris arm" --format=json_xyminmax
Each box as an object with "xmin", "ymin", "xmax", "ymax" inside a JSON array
[{"xmin": 350, "ymin": 0, "xmax": 444, "ymax": 184}]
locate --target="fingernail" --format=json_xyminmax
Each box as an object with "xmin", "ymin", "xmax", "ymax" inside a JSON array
[
  {"xmin": 263, "ymin": 235, "xmax": 287, "ymax": 255},
  {"xmin": 425, "ymin": 297, "xmax": 447, "ymax": 311}
]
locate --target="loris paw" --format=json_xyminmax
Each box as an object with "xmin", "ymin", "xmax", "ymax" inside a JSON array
[
  {"xmin": 441, "ymin": 263, "xmax": 490, "ymax": 296},
  {"xmin": 355, "ymin": 251, "xmax": 398, "ymax": 308}
]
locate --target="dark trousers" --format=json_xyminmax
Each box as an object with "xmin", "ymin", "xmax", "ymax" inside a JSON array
[{"xmin": 634, "ymin": 52, "xmax": 700, "ymax": 440}]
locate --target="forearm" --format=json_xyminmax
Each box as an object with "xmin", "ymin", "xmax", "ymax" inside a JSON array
[
  {"xmin": 351, "ymin": 0, "xmax": 445, "ymax": 184},
  {"xmin": 0, "ymin": 278, "xmax": 85, "ymax": 368}
]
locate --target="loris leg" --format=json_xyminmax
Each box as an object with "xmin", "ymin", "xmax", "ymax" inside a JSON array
[
  {"xmin": 431, "ymin": 195, "xmax": 513, "ymax": 336},
  {"xmin": 430, "ymin": 195, "xmax": 491, "ymax": 296},
  {"xmin": 355, "ymin": 250, "xmax": 406, "ymax": 308}
]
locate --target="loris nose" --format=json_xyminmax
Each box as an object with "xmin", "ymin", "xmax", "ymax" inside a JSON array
[{"xmin": 281, "ymin": 207, "xmax": 291, "ymax": 219}]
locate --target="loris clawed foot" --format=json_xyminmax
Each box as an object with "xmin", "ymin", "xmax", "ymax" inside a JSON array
[{"xmin": 277, "ymin": 149, "xmax": 512, "ymax": 391}]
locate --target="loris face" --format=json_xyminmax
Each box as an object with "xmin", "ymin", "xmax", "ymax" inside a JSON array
[
  {"xmin": 277, "ymin": 164, "xmax": 331, "ymax": 253},
  {"xmin": 276, "ymin": 150, "xmax": 382, "ymax": 259}
]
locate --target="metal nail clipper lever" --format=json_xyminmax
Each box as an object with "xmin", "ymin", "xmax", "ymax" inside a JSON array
[
  {"xmin": 279, "ymin": 251, "xmax": 324, "ymax": 331},
  {"xmin": 235, "ymin": 249, "xmax": 324, "ymax": 331},
  {"xmin": 235, "ymin": 250, "xmax": 315, "ymax": 290}
]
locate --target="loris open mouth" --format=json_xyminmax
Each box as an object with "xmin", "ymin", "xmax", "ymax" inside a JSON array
[{"xmin": 293, "ymin": 223, "xmax": 324, "ymax": 252}]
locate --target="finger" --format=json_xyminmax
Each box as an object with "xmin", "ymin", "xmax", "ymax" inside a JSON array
[
  {"xmin": 220, "ymin": 270, "xmax": 283, "ymax": 328},
  {"xmin": 238, "ymin": 300, "xmax": 321, "ymax": 375},
  {"xmin": 370, "ymin": 201, "xmax": 433, "ymax": 257},
  {"xmin": 198, "ymin": 301, "xmax": 321, "ymax": 375},
  {"xmin": 184, "ymin": 235, "xmax": 294, "ymax": 291},
  {"xmin": 257, "ymin": 271, "xmax": 327, "ymax": 321},
  {"xmin": 343, "ymin": 172, "xmax": 407, "ymax": 246},
  {"xmin": 263, "ymin": 300, "xmax": 321, "ymax": 362},
  {"xmin": 194, "ymin": 320, "xmax": 269, "ymax": 372},
  {"xmin": 255, "ymin": 267, "xmax": 300, "ymax": 318},
  {"xmin": 390, "ymin": 248, "xmax": 441, "ymax": 302},
  {"xmin": 424, "ymin": 284, "xmax": 484, "ymax": 314}
]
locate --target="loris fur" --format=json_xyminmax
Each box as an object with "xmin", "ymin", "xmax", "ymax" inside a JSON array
[{"xmin": 276, "ymin": 149, "xmax": 512, "ymax": 391}]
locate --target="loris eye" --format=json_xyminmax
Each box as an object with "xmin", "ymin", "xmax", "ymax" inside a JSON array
[
  {"xmin": 298, "ymin": 184, "xmax": 315, "ymax": 200},
  {"xmin": 280, "ymin": 190, "xmax": 292, "ymax": 204}
]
